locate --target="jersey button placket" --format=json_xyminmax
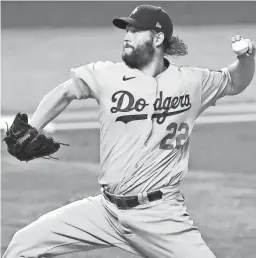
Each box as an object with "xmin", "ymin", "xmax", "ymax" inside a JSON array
[{"xmin": 144, "ymin": 79, "xmax": 159, "ymax": 147}]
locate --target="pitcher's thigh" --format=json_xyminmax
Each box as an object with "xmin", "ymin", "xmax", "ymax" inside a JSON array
[
  {"xmin": 124, "ymin": 223, "xmax": 215, "ymax": 258},
  {"xmin": 165, "ymin": 227, "xmax": 216, "ymax": 258},
  {"xmin": 119, "ymin": 197, "xmax": 216, "ymax": 258},
  {"xmin": 3, "ymin": 195, "xmax": 123, "ymax": 258}
]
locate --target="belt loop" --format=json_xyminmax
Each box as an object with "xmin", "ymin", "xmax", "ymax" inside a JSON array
[
  {"xmin": 100, "ymin": 187, "xmax": 104, "ymax": 195},
  {"xmin": 138, "ymin": 191, "xmax": 150, "ymax": 205},
  {"xmin": 142, "ymin": 192, "xmax": 150, "ymax": 204}
]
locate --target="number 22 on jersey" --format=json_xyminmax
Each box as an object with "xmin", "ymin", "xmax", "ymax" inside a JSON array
[{"xmin": 159, "ymin": 122, "xmax": 189, "ymax": 150}]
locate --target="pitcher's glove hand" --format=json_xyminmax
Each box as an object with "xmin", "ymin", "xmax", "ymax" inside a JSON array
[{"xmin": 2, "ymin": 113, "xmax": 69, "ymax": 161}]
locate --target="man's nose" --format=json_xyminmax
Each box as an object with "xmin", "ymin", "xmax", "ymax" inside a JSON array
[{"xmin": 124, "ymin": 31, "xmax": 131, "ymax": 42}]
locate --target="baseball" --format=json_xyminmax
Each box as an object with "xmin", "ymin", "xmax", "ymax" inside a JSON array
[{"xmin": 232, "ymin": 39, "xmax": 249, "ymax": 55}]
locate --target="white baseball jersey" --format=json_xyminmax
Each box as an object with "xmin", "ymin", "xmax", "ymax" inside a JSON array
[{"xmin": 72, "ymin": 56, "xmax": 232, "ymax": 195}]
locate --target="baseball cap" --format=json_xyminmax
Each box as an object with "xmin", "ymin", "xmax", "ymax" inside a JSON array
[{"xmin": 113, "ymin": 5, "xmax": 173, "ymax": 39}]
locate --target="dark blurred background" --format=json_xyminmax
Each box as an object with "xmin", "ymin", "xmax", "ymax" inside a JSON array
[{"xmin": 2, "ymin": 1, "xmax": 256, "ymax": 29}]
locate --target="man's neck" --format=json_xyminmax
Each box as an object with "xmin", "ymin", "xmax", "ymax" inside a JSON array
[{"xmin": 140, "ymin": 57, "xmax": 167, "ymax": 77}]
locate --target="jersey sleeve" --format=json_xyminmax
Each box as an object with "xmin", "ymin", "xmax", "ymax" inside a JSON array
[
  {"xmin": 70, "ymin": 61, "xmax": 109, "ymax": 101},
  {"xmin": 197, "ymin": 67, "xmax": 232, "ymax": 114}
]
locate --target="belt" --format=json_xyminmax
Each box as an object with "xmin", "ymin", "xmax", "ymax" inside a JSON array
[{"xmin": 102, "ymin": 189, "xmax": 163, "ymax": 209}]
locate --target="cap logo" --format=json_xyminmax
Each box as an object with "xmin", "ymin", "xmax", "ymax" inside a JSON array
[
  {"xmin": 156, "ymin": 22, "xmax": 162, "ymax": 28},
  {"xmin": 131, "ymin": 7, "xmax": 139, "ymax": 15}
]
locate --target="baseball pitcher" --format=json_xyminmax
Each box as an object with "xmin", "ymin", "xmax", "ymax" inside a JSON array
[{"xmin": 3, "ymin": 5, "xmax": 255, "ymax": 258}]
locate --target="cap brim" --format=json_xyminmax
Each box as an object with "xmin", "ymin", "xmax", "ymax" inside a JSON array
[{"xmin": 113, "ymin": 17, "xmax": 146, "ymax": 30}]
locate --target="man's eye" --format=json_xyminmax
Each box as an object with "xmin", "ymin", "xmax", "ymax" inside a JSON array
[{"xmin": 126, "ymin": 28, "xmax": 138, "ymax": 33}]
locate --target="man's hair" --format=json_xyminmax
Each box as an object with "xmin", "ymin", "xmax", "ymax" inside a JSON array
[
  {"xmin": 150, "ymin": 30, "xmax": 188, "ymax": 56},
  {"xmin": 163, "ymin": 35, "xmax": 188, "ymax": 56}
]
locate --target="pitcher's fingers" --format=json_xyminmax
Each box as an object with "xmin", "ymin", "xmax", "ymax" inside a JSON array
[
  {"xmin": 235, "ymin": 35, "xmax": 241, "ymax": 41},
  {"xmin": 248, "ymin": 41, "xmax": 253, "ymax": 54}
]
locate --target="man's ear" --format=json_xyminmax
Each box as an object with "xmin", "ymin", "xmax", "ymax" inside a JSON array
[{"xmin": 154, "ymin": 32, "xmax": 165, "ymax": 47}]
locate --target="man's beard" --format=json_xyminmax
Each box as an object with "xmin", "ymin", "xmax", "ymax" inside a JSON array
[{"xmin": 122, "ymin": 41, "xmax": 155, "ymax": 69}]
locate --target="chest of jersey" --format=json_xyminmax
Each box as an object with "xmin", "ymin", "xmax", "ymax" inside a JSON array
[
  {"xmin": 98, "ymin": 67, "xmax": 197, "ymax": 128},
  {"xmin": 96, "ymin": 63, "xmax": 202, "ymax": 189}
]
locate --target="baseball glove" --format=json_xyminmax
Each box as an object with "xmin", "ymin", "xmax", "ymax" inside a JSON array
[{"xmin": 2, "ymin": 113, "xmax": 69, "ymax": 162}]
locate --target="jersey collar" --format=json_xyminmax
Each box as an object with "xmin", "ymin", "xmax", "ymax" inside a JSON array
[{"xmin": 123, "ymin": 55, "xmax": 175, "ymax": 78}]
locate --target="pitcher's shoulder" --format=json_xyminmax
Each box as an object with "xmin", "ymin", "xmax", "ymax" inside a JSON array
[
  {"xmin": 170, "ymin": 63, "xmax": 201, "ymax": 72},
  {"xmin": 173, "ymin": 64, "xmax": 212, "ymax": 79},
  {"xmin": 90, "ymin": 60, "xmax": 116, "ymax": 70},
  {"xmin": 165, "ymin": 57, "xmax": 197, "ymax": 73},
  {"xmin": 90, "ymin": 60, "xmax": 128, "ymax": 72}
]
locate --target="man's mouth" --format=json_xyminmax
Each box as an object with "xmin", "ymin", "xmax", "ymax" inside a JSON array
[{"xmin": 124, "ymin": 44, "xmax": 134, "ymax": 49}]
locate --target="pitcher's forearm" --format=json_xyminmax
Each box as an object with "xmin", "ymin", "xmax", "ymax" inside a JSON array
[
  {"xmin": 31, "ymin": 81, "xmax": 75, "ymax": 131},
  {"xmin": 228, "ymin": 54, "xmax": 255, "ymax": 95}
]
